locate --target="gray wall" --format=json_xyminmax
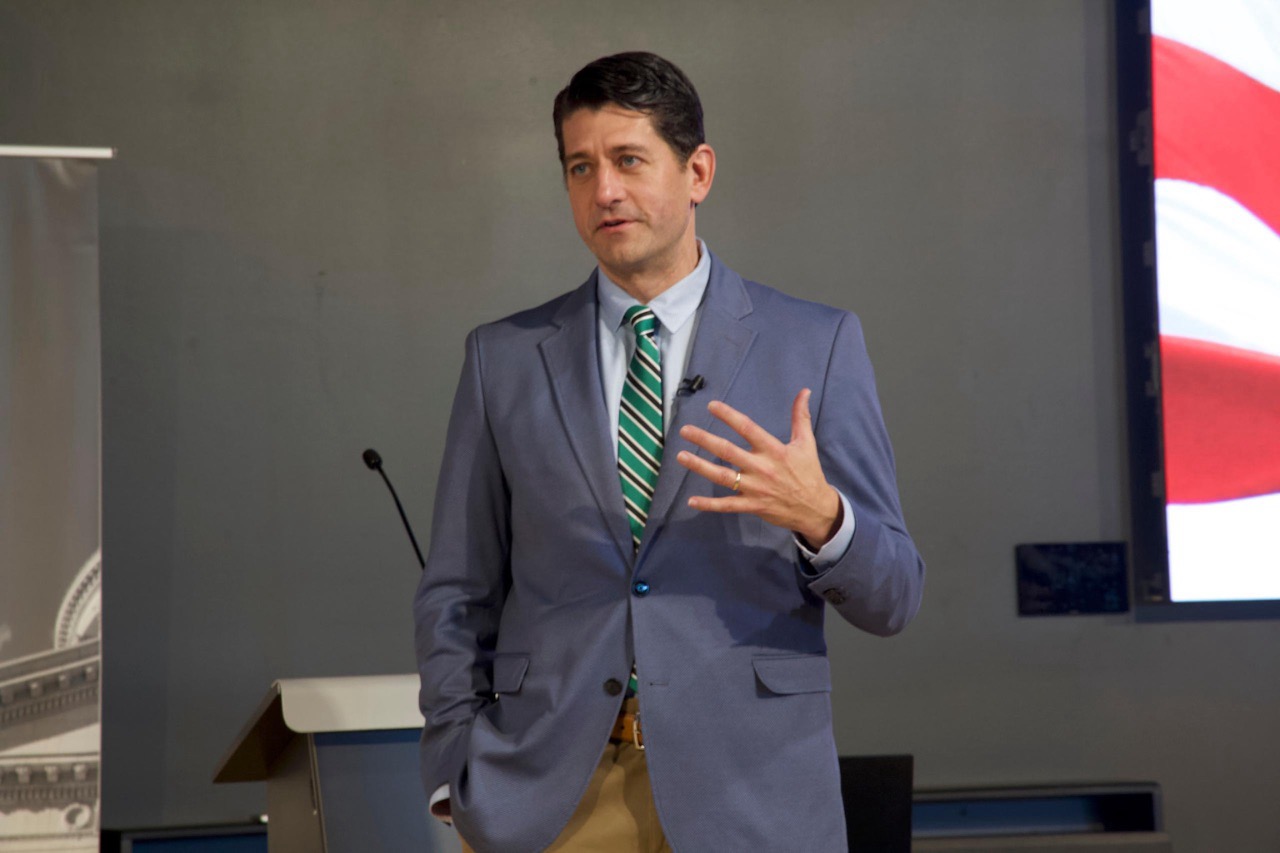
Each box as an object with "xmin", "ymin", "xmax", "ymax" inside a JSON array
[{"xmin": 2, "ymin": 1, "xmax": 1277, "ymax": 849}]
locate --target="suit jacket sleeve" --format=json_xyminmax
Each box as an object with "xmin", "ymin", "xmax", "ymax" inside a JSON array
[
  {"xmin": 413, "ymin": 326, "xmax": 512, "ymax": 797},
  {"xmin": 803, "ymin": 311, "xmax": 925, "ymax": 636}
]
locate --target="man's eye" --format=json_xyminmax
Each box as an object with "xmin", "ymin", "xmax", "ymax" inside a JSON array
[
  {"xmin": 620, "ymin": 155, "xmax": 640, "ymax": 168},
  {"xmin": 569, "ymin": 163, "xmax": 589, "ymax": 176}
]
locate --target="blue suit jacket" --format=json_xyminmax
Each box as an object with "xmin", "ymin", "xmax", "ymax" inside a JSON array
[{"xmin": 413, "ymin": 251, "xmax": 925, "ymax": 852}]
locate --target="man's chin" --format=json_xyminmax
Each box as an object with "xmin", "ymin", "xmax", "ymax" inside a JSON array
[{"xmin": 591, "ymin": 244, "xmax": 645, "ymax": 275}]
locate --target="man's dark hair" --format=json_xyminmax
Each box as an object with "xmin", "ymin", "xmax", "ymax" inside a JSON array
[{"xmin": 553, "ymin": 52, "xmax": 705, "ymax": 169}]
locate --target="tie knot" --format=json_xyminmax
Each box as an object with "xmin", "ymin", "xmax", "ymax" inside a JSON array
[{"xmin": 624, "ymin": 305, "xmax": 659, "ymax": 339}]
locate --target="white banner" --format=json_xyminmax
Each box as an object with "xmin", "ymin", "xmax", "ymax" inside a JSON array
[{"xmin": 0, "ymin": 156, "xmax": 102, "ymax": 851}]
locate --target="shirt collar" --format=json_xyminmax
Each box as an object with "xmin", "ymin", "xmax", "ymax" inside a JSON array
[{"xmin": 597, "ymin": 239, "xmax": 711, "ymax": 335}]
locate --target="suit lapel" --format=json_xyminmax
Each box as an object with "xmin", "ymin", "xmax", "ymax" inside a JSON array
[
  {"xmin": 644, "ymin": 256, "xmax": 757, "ymax": 541},
  {"xmin": 539, "ymin": 274, "xmax": 635, "ymax": 564}
]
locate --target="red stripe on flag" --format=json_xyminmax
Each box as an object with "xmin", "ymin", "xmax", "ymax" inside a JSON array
[
  {"xmin": 1153, "ymin": 35, "xmax": 1280, "ymax": 237},
  {"xmin": 1162, "ymin": 335, "xmax": 1280, "ymax": 504}
]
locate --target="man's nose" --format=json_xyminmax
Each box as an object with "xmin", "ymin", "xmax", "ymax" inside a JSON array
[{"xmin": 594, "ymin": 166, "xmax": 624, "ymax": 207}]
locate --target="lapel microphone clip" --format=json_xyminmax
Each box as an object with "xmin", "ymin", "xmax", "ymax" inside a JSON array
[{"xmin": 678, "ymin": 375, "xmax": 705, "ymax": 396}]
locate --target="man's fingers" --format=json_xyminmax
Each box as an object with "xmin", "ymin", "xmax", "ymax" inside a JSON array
[
  {"xmin": 675, "ymin": 450, "xmax": 740, "ymax": 489},
  {"xmin": 678, "ymin": 424, "xmax": 751, "ymax": 467},
  {"xmin": 687, "ymin": 494, "xmax": 756, "ymax": 513},
  {"xmin": 706, "ymin": 400, "xmax": 783, "ymax": 453},
  {"xmin": 790, "ymin": 388, "xmax": 813, "ymax": 443}
]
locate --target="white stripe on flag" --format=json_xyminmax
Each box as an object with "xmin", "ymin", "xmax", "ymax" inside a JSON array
[
  {"xmin": 1167, "ymin": 493, "xmax": 1280, "ymax": 602},
  {"xmin": 1153, "ymin": 0, "xmax": 1280, "ymax": 94},
  {"xmin": 1156, "ymin": 179, "xmax": 1280, "ymax": 360}
]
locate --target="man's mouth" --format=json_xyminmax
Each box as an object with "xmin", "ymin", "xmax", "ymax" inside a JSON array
[{"xmin": 597, "ymin": 218, "xmax": 633, "ymax": 232}]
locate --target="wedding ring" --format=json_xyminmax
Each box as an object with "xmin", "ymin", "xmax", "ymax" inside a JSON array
[{"xmin": 731, "ymin": 470, "xmax": 742, "ymax": 492}]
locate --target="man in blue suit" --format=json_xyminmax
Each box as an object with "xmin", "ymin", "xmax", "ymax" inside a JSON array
[{"xmin": 414, "ymin": 52, "xmax": 925, "ymax": 852}]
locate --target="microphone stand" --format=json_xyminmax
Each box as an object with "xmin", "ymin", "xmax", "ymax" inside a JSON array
[{"xmin": 362, "ymin": 448, "xmax": 425, "ymax": 570}]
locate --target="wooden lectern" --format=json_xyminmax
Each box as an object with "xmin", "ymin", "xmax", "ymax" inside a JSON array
[{"xmin": 213, "ymin": 674, "xmax": 461, "ymax": 853}]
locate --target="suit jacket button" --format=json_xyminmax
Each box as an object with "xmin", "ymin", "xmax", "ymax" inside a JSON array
[
  {"xmin": 823, "ymin": 588, "xmax": 847, "ymax": 606},
  {"xmin": 603, "ymin": 678, "xmax": 623, "ymax": 696},
  {"xmin": 632, "ymin": 580, "xmax": 650, "ymax": 597}
]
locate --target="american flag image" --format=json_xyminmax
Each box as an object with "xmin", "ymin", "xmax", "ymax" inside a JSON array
[{"xmin": 1152, "ymin": 0, "xmax": 1280, "ymax": 601}]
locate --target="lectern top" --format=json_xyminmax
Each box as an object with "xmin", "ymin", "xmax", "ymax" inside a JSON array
[{"xmin": 213, "ymin": 674, "xmax": 421, "ymax": 783}]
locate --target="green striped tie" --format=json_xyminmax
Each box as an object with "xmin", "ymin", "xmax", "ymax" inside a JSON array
[{"xmin": 618, "ymin": 305, "xmax": 663, "ymax": 554}]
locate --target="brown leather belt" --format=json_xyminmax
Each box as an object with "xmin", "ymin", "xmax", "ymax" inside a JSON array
[{"xmin": 609, "ymin": 710, "xmax": 644, "ymax": 750}]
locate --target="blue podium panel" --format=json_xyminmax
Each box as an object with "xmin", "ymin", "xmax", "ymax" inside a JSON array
[
  {"xmin": 130, "ymin": 833, "xmax": 266, "ymax": 853},
  {"xmin": 106, "ymin": 823, "xmax": 267, "ymax": 853},
  {"xmin": 312, "ymin": 730, "xmax": 461, "ymax": 853}
]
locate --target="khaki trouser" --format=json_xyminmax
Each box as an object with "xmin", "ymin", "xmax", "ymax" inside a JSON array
[{"xmin": 460, "ymin": 698, "xmax": 672, "ymax": 853}]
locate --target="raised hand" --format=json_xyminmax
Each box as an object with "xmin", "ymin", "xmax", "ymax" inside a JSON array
[{"xmin": 676, "ymin": 389, "xmax": 841, "ymax": 549}]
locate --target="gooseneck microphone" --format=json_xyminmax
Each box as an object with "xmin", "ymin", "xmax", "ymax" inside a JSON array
[
  {"xmin": 363, "ymin": 448, "xmax": 426, "ymax": 570},
  {"xmin": 678, "ymin": 375, "xmax": 705, "ymax": 396}
]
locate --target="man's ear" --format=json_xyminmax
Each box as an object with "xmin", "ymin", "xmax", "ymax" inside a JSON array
[{"xmin": 688, "ymin": 143, "xmax": 716, "ymax": 205}]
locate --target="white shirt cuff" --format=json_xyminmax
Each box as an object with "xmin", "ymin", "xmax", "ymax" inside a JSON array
[
  {"xmin": 429, "ymin": 783, "xmax": 452, "ymax": 825},
  {"xmin": 795, "ymin": 490, "xmax": 855, "ymax": 569}
]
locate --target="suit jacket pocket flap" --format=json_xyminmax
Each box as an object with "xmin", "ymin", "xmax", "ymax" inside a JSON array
[
  {"xmin": 752, "ymin": 655, "xmax": 831, "ymax": 695},
  {"xmin": 492, "ymin": 655, "xmax": 530, "ymax": 694}
]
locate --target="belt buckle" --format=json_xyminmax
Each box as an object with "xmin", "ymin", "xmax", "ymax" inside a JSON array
[{"xmin": 633, "ymin": 714, "xmax": 644, "ymax": 751}]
